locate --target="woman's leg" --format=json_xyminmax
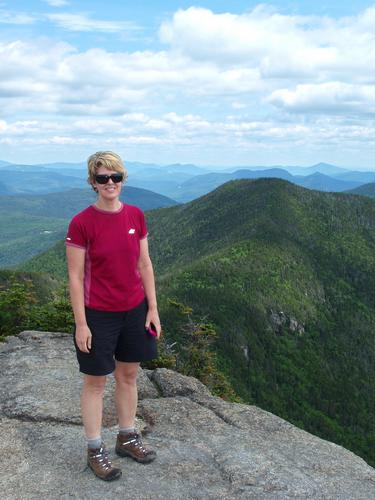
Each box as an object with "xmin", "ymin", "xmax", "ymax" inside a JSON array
[
  {"xmin": 114, "ymin": 361, "xmax": 139, "ymax": 428},
  {"xmin": 81, "ymin": 374, "xmax": 106, "ymax": 439},
  {"xmin": 82, "ymin": 374, "xmax": 122, "ymax": 481},
  {"xmin": 114, "ymin": 361, "xmax": 156, "ymax": 463}
]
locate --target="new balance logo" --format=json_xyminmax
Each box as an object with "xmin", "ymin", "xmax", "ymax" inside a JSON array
[{"xmin": 128, "ymin": 229, "xmax": 135, "ymax": 234}]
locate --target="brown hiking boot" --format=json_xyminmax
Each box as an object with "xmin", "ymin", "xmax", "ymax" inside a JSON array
[
  {"xmin": 87, "ymin": 443, "xmax": 122, "ymax": 481},
  {"xmin": 115, "ymin": 431, "xmax": 156, "ymax": 463}
]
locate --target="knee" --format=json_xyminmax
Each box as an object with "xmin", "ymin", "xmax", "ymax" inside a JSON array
[
  {"xmin": 83, "ymin": 375, "xmax": 106, "ymax": 395},
  {"xmin": 115, "ymin": 370, "xmax": 138, "ymax": 387}
]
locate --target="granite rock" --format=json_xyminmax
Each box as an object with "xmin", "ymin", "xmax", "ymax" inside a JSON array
[{"xmin": 0, "ymin": 331, "xmax": 374, "ymax": 499}]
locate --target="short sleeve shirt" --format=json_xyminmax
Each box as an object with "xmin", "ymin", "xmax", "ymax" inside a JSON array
[{"xmin": 66, "ymin": 203, "xmax": 148, "ymax": 311}]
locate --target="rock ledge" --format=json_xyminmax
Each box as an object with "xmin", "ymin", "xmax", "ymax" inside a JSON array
[{"xmin": 0, "ymin": 331, "xmax": 374, "ymax": 499}]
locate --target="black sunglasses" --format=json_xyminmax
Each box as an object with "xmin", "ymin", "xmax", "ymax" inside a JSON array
[{"xmin": 94, "ymin": 173, "xmax": 124, "ymax": 184}]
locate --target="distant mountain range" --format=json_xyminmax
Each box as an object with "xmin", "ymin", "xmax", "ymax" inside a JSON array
[
  {"xmin": 19, "ymin": 178, "xmax": 375, "ymax": 468},
  {"xmin": 0, "ymin": 186, "xmax": 176, "ymax": 268},
  {"xmin": 2, "ymin": 160, "xmax": 375, "ymax": 201},
  {"xmin": 347, "ymin": 182, "xmax": 375, "ymax": 198}
]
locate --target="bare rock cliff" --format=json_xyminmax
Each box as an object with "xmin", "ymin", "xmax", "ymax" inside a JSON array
[{"xmin": 0, "ymin": 331, "xmax": 374, "ymax": 499}]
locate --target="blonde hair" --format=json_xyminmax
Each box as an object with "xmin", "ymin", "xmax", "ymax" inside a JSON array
[{"xmin": 87, "ymin": 151, "xmax": 128, "ymax": 190}]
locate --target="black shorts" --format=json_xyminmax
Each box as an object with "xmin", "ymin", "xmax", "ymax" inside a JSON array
[{"xmin": 73, "ymin": 298, "xmax": 158, "ymax": 376}]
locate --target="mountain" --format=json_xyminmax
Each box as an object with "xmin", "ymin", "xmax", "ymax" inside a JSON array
[
  {"xmin": 126, "ymin": 161, "xmax": 209, "ymax": 176},
  {"xmin": 126, "ymin": 163, "xmax": 210, "ymax": 198},
  {"xmin": 220, "ymin": 162, "xmax": 351, "ymax": 177},
  {"xmin": 0, "ymin": 169, "xmax": 84, "ymax": 194},
  {"xmin": 0, "ymin": 181, "xmax": 11, "ymax": 195},
  {"xmin": 0, "ymin": 268, "xmax": 59, "ymax": 303},
  {"xmin": 2, "ymin": 159, "xmax": 374, "ymax": 201},
  {"xmin": 0, "ymin": 186, "xmax": 177, "ymax": 268},
  {"xmin": 296, "ymin": 162, "xmax": 350, "ymax": 176},
  {"xmin": 174, "ymin": 168, "xmax": 361, "ymax": 202},
  {"xmin": 146, "ymin": 179, "xmax": 375, "ymax": 466},
  {"xmin": 296, "ymin": 172, "xmax": 361, "ymax": 192},
  {"xmin": 0, "ymin": 160, "xmax": 208, "ymax": 198},
  {"xmin": 18, "ymin": 178, "xmax": 375, "ymax": 468},
  {"xmin": 337, "ymin": 171, "xmax": 375, "ymax": 183},
  {"xmin": 0, "ymin": 186, "xmax": 176, "ymax": 219},
  {"xmin": 174, "ymin": 168, "xmax": 294, "ymax": 201},
  {"xmin": 346, "ymin": 182, "xmax": 375, "ymax": 198}
]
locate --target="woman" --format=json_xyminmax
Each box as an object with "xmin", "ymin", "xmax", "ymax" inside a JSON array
[{"xmin": 66, "ymin": 151, "xmax": 161, "ymax": 481}]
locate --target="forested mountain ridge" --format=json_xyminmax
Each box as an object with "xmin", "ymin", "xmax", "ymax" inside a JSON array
[
  {"xmin": 1, "ymin": 158, "xmax": 374, "ymax": 201},
  {"xmin": 0, "ymin": 186, "xmax": 176, "ymax": 219},
  {"xmin": 0, "ymin": 186, "xmax": 176, "ymax": 268},
  {"xmin": 145, "ymin": 179, "xmax": 375, "ymax": 466},
  {"xmin": 17, "ymin": 178, "xmax": 375, "ymax": 466},
  {"xmin": 347, "ymin": 181, "xmax": 375, "ymax": 198}
]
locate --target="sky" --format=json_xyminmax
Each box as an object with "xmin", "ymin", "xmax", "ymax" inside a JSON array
[{"xmin": 1, "ymin": 1, "xmax": 375, "ymax": 169}]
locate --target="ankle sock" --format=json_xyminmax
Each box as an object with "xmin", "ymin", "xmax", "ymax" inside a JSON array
[
  {"xmin": 119, "ymin": 426, "xmax": 136, "ymax": 435},
  {"xmin": 87, "ymin": 436, "xmax": 102, "ymax": 449}
]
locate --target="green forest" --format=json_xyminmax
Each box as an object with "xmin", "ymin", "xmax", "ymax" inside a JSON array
[{"xmin": 1, "ymin": 178, "xmax": 375, "ymax": 468}]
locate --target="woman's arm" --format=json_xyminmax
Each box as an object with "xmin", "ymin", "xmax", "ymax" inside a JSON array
[
  {"xmin": 137, "ymin": 237, "xmax": 161, "ymax": 338},
  {"xmin": 66, "ymin": 245, "xmax": 92, "ymax": 352}
]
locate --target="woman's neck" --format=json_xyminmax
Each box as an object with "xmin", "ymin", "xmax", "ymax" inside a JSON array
[{"xmin": 94, "ymin": 198, "xmax": 122, "ymax": 212}]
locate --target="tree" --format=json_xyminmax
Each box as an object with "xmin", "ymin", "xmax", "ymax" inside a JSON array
[{"xmin": 0, "ymin": 276, "xmax": 36, "ymax": 339}]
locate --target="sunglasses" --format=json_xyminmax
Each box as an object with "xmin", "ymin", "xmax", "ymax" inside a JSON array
[{"xmin": 94, "ymin": 173, "xmax": 124, "ymax": 184}]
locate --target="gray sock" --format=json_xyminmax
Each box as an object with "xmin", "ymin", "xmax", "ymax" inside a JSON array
[
  {"xmin": 119, "ymin": 426, "xmax": 136, "ymax": 435},
  {"xmin": 87, "ymin": 436, "xmax": 102, "ymax": 449}
]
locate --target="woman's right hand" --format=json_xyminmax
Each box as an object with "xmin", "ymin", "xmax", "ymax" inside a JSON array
[{"xmin": 75, "ymin": 324, "xmax": 92, "ymax": 353}]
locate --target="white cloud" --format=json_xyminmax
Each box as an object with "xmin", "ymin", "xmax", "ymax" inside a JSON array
[
  {"xmin": 268, "ymin": 83, "xmax": 375, "ymax": 115},
  {"xmin": 161, "ymin": 7, "xmax": 295, "ymax": 57},
  {"xmin": 46, "ymin": 12, "xmax": 138, "ymax": 33},
  {"xmin": 0, "ymin": 9, "xmax": 36, "ymax": 24},
  {"xmin": 159, "ymin": 6, "xmax": 375, "ymax": 85},
  {"xmin": 2, "ymin": 5, "xmax": 375, "ymax": 165}
]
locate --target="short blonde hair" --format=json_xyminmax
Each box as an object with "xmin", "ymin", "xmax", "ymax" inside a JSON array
[{"xmin": 87, "ymin": 151, "xmax": 128, "ymax": 187}]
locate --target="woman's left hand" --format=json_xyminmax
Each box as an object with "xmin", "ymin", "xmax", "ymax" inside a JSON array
[{"xmin": 145, "ymin": 308, "xmax": 162, "ymax": 339}]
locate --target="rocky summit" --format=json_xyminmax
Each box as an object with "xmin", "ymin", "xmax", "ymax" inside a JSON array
[{"xmin": 0, "ymin": 331, "xmax": 374, "ymax": 499}]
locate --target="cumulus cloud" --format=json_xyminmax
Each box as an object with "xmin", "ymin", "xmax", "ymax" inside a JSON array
[
  {"xmin": 0, "ymin": 112, "xmax": 352, "ymax": 149},
  {"xmin": 268, "ymin": 83, "xmax": 375, "ymax": 115},
  {"xmin": 2, "ymin": 4, "xmax": 375, "ymax": 164},
  {"xmin": 159, "ymin": 6, "xmax": 375, "ymax": 86},
  {"xmin": 160, "ymin": 6, "xmax": 312, "ymax": 66}
]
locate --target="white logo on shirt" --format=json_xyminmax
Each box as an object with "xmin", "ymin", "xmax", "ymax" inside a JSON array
[
  {"xmin": 66, "ymin": 237, "xmax": 72, "ymax": 241},
  {"xmin": 128, "ymin": 229, "xmax": 135, "ymax": 234}
]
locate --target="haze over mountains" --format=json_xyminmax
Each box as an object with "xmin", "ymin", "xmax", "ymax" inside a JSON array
[
  {"xmin": 2, "ymin": 158, "xmax": 375, "ymax": 268},
  {"xmin": 2, "ymin": 159, "xmax": 375, "ymax": 201}
]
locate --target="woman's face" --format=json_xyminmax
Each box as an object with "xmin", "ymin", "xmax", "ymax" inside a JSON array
[{"xmin": 93, "ymin": 165, "xmax": 123, "ymax": 202}]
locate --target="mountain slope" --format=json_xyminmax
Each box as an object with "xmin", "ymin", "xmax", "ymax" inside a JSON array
[
  {"xmin": 17, "ymin": 178, "xmax": 375, "ymax": 466},
  {"xmin": 145, "ymin": 179, "xmax": 375, "ymax": 466},
  {"xmin": 0, "ymin": 187, "xmax": 177, "ymax": 267},
  {"xmin": 346, "ymin": 182, "xmax": 375, "ymax": 198},
  {"xmin": 296, "ymin": 172, "xmax": 361, "ymax": 191}
]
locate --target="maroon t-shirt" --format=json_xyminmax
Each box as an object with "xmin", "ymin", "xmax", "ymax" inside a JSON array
[{"xmin": 65, "ymin": 203, "xmax": 148, "ymax": 311}]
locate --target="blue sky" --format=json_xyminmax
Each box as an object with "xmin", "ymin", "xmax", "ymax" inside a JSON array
[{"xmin": 1, "ymin": 1, "xmax": 375, "ymax": 169}]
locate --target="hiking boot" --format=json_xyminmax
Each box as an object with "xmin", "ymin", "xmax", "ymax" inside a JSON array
[
  {"xmin": 87, "ymin": 443, "xmax": 122, "ymax": 481},
  {"xmin": 115, "ymin": 431, "xmax": 156, "ymax": 463}
]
